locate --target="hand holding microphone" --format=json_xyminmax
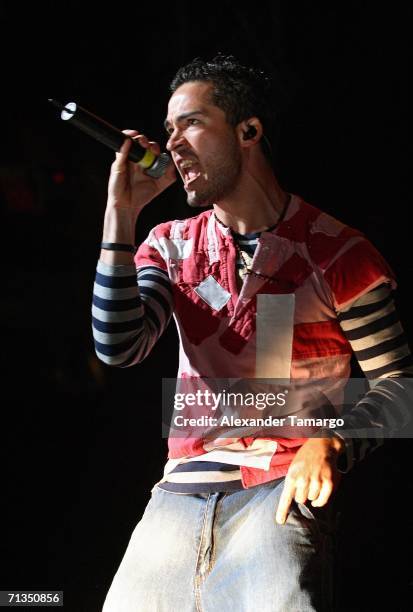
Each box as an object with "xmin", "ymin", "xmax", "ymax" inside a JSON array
[{"xmin": 109, "ymin": 129, "xmax": 176, "ymax": 213}]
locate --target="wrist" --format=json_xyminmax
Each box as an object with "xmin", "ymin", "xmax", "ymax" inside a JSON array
[
  {"xmin": 315, "ymin": 428, "xmax": 354, "ymax": 473},
  {"xmin": 316, "ymin": 428, "xmax": 346, "ymax": 454},
  {"xmin": 101, "ymin": 242, "xmax": 137, "ymax": 254},
  {"xmin": 103, "ymin": 206, "xmax": 139, "ymax": 244}
]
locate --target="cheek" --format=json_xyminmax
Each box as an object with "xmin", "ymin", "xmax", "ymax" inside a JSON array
[{"xmin": 200, "ymin": 140, "xmax": 224, "ymax": 166}]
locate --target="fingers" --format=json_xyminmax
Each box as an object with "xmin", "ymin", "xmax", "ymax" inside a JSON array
[
  {"xmin": 134, "ymin": 134, "xmax": 161, "ymax": 156},
  {"xmin": 113, "ymin": 133, "xmax": 134, "ymax": 168},
  {"xmin": 113, "ymin": 130, "xmax": 161, "ymax": 169},
  {"xmin": 307, "ymin": 478, "xmax": 322, "ymax": 502},
  {"xmin": 275, "ymin": 438, "xmax": 342, "ymax": 525},
  {"xmin": 121, "ymin": 130, "xmax": 161, "ymax": 157},
  {"xmin": 275, "ymin": 481, "xmax": 295, "ymax": 525},
  {"xmin": 311, "ymin": 479, "xmax": 333, "ymax": 507},
  {"xmin": 294, "ymin": 478, "xmax": 309, "ymax": 504},
  {"xmin": 276, "ymin": 476, "xmax": 333, "ymax": 524}
]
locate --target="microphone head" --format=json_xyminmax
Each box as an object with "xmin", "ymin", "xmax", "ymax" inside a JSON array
[{"xmin": 144, "ymin": 153, "xmax": 172, "ymax": 178}]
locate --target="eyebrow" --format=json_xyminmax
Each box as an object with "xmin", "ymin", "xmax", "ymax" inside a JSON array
[{"xmin": 164, "ymin": 110, "xmax": 205, "ymax": 132}]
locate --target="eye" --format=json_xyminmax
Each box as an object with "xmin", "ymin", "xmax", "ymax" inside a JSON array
[{"xmin": 187, "ymin": 118, "xmax": 200, "ymax": 126}]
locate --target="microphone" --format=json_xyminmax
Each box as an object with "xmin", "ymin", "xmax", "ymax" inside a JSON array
[{"xmin": 48, "ymin": 99, "xmax": 171, "ymax": 179}]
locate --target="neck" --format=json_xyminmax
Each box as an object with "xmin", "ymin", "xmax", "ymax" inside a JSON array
[{"xmin": 213, "ymin": 162, "xmax": 288, "ymax": 234}]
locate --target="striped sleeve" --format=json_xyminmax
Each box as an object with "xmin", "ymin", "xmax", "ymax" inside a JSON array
[
  {"xmin": 334, "ymin": 283, "xmax": 413, "ymax": 471},
  {"xmin": 92, "ymin": 260, "xmax": 173, "ymax": 367}
]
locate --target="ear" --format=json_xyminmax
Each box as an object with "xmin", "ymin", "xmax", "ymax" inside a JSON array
[{"xmin": 236, "ymin": 117, "xmax": 263, "ymax": 148}]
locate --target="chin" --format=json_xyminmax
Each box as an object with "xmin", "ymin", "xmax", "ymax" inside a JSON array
[{"xmin": 186, "ymin": 190, "xmax": 214, "ymax": 208}]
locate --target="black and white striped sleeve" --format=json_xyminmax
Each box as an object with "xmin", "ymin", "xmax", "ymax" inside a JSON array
[
  {"xmin": 334, "ymin": 283, "xmax": 413, "ymax": 470},
  {"xmin": 92, "ymin": 260, "xmax": 174, "ymax": 367}
]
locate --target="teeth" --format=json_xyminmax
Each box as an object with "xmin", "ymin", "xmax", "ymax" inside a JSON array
[{"xmin": 180, "ymin": 160, "xmax": 196, "ymax": 169}]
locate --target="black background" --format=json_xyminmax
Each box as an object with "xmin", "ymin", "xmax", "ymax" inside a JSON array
[{"xmin": 1, "ymin": 2, "xmax": 412, "ymax": 610}]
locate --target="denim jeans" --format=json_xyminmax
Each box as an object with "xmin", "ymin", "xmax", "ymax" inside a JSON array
[{"xmin": 102, "ymin": 478, "xmax": 334, "ymax": 611}]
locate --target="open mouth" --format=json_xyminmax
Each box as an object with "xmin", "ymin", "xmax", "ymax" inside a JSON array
[{"xmin": 180, "ymin": 160, "xmax": 202, "ymax": 188}]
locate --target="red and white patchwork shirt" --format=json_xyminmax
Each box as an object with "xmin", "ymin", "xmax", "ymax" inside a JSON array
[{"xmin": 132, "ymin": 195, "xmax": 397, "ymax": 487}]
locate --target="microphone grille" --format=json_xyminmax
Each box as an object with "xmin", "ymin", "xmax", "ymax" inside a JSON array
[{"xmin": 145, "ymin": 153, "xmax": 171, "ymax": 178}]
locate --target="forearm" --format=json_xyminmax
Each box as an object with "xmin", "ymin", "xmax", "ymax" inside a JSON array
[
  {"xmin": 335, "ymin": 283, "xmax": 413, "ymax": 470},
  {"xmin": 92, "ymin": 259, "xmax": 173, "ymax": 367},
  {"xmin": 100, "ymin": 207, "xmax": 141, "ymax": 265},
  {"xmin": 93, "ymin": 259, "xmax": 144, "ymax": 366}
]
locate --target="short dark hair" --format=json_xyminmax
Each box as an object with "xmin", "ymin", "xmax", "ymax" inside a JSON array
[{"xmin": 170, "ymin": 54, "xmax": 277, "ymax": 162}]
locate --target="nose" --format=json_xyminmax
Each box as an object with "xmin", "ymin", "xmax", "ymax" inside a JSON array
[{"xmin": 166, "ymin": 128, "xmax": 185, "ymax": 152}]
